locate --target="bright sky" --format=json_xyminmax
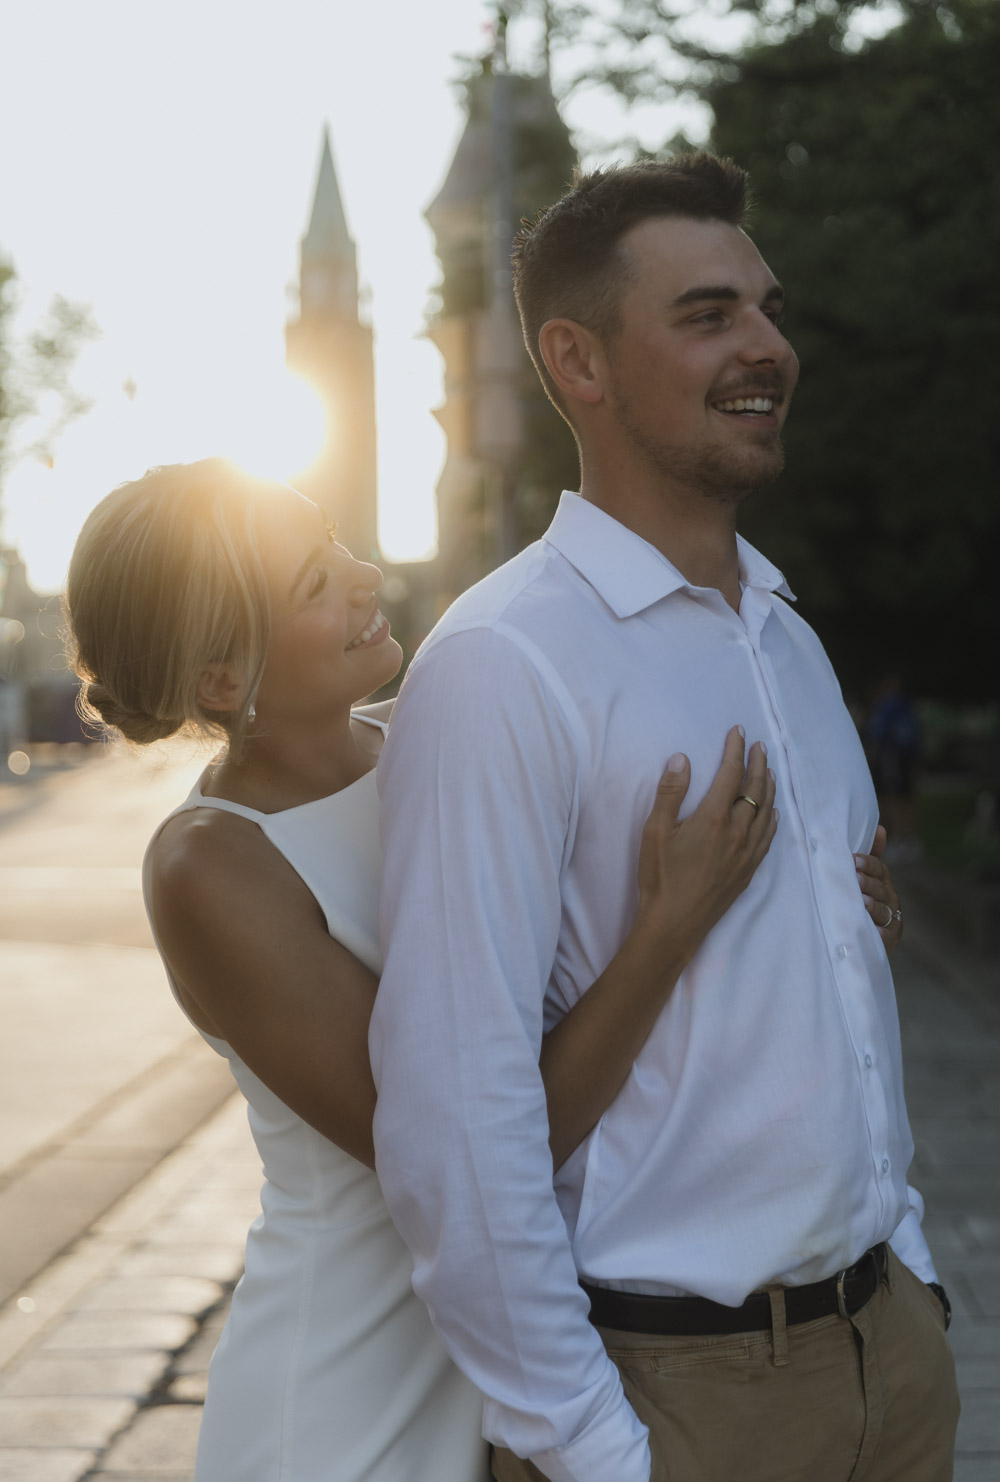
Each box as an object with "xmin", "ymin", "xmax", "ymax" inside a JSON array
[{"xmin": 0, "ymin": 0, "xmax": 713, "ymax": 590}]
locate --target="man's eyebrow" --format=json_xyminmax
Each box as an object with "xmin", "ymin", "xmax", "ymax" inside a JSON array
[
  {"xmin": 290, "ymin": 544, "xmax": 323, "ymax": 597},
  {"xmin": 670, "ymin": 282, "xmax": 786, "ymax": 309}
]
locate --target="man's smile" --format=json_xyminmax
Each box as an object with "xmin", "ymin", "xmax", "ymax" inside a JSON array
[{"xmin": 709, "ymin": 382, "xmax": 786, "ymax": 429}]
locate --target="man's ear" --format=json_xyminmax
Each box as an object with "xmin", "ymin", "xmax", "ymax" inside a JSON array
[
  {"xmin": 196, "ymin": 664, "xmax": 243, "ymax": 715},
  {"xmin": 538, "ymin": 319, "xmax": 607, "ymax": 409}
]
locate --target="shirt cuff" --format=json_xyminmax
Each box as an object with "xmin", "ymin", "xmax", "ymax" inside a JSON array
[
  {"xmin": 523, "ymin": 1406, "xmax": 651, "ymax": 1482},
  {"xmin": 889, "ymin": 1191, "xmax": 939, "ymax": 1285}
]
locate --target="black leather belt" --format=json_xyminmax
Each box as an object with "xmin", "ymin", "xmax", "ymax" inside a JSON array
[{"xmin": 581, "ymin": 1243, "xmax": 887, "ymax": 1336}]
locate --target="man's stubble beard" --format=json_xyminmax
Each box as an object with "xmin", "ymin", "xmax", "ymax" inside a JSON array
[{"xmin": 614, "ymin": 398, "xmax": 786, "ymax": 508}]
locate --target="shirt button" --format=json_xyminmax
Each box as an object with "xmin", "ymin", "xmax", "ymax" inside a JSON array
[
  {"xmin": 882, "ymin": 1159, "xmax": 890, "ymax": 1174},
  {"xmin": 865, "ymin": 1054, "xmax": 873, "ymax": 1068},
  {"xmin": 836, "ymin": 944, "xmax": 848, "ymax": 960},
  {"xmin": 810, "ymin": 837, "xmax": 819, "ymax": 852}
]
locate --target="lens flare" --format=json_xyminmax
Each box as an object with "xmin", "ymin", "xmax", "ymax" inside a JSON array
[{"xmin": 224, "ymin": 373, "xmax": 327, "ymax": 483}]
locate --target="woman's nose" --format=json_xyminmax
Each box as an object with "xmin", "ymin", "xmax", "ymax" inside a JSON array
[{"xmin": 348, "ymin": 557, "xmax": 383, "ymax": 599}]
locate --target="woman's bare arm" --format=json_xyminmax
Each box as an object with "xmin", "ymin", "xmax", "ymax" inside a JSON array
[{"xmin": 150, "ymin": 808, "xmax": 381, "ymax": 1167}]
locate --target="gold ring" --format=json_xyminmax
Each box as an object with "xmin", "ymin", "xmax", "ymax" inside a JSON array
[{"xmin": 734, "ymin": 794, "xmax": 760, "ymax": 815}]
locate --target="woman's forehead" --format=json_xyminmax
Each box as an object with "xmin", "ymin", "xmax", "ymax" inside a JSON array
[{"xmin": 258, "ymin": 482, "xmax": 324, "ymax": 536}]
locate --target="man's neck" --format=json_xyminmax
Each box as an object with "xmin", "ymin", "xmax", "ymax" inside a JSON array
[{"xmin": 579, "ymin": 466, "xmax": 743, "ymax": 613}]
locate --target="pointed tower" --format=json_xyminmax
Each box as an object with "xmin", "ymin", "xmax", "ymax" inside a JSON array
[
  {"xmin": 286, "ymin": 128, "xmax": 378, "ymax": 560},
  {"xmin": 425, "ymin": 67, "xmax": 577, "ymax": 601}
]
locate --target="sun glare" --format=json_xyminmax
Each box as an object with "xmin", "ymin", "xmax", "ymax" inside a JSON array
[
  {"xmin": 375, "ymin": 335, "xmax": 441, "ymax": 564},
  {"xmin": 222, "ymin": 372, "xmax": 327, "ymax": 485}
]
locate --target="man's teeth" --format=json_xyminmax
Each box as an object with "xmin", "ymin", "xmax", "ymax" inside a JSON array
[
  {"xmin": 347, "ymin": 610, "xmax": 384, "ymax": 650},
  {"xmin": 715, "ymin": 397, "xmax": 774, "ymax": 413}
]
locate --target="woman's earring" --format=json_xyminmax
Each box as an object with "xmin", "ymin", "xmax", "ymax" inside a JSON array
[{"xmin": 248, "ymin": 702, "xmax": 256, "ymax": 723}]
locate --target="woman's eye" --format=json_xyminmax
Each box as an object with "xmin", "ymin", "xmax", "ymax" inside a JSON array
[{"xmin": 309, "ymin": 568, "xmax": 329, "ymax": 599}]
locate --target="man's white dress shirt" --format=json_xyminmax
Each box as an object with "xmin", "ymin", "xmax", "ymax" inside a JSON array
[{"xmin": 370, "ymin": 493, "xmax": 936, "ymax": 1482}]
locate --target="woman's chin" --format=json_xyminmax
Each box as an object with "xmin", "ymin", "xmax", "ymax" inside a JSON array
[{"xmin": 353, "ymin": 637, "xmax": 403, "ymax": 698}]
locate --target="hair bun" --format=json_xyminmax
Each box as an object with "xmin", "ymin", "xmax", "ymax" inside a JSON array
[{"xmin": 82, "ymin": 680, "xmax": 179, "ymax": 745}]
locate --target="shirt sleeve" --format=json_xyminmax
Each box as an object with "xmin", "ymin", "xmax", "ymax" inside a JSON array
[
  {"xmin": 889, "ymin": 1182, "xmax": 940, "ymax": 1284},
  {"xmin": 369, "ymin": 625, "xmax": 651, "ymax": 1482}
]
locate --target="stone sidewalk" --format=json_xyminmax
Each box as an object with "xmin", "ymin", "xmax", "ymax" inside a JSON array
[
  {"xmin": 0, "ymin": 885, "xmax": 997, "ymax": 1480},
  {"xmin": 891, "ymin": 870, "xmax": 1000, "ymax": 1482},
  {"xmin": 0, "ymin": 1095, "xmax": 259, "ymax": 1481}
]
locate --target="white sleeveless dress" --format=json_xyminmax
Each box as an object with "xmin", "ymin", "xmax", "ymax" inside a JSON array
[{"xmin": 142, "ymin": 715, "xmax": 488, "ymax": 1482}]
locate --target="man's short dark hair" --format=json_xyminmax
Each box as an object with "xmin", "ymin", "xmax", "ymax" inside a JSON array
[{"xmin": 511, "ymin": 153, "xmax": 749, "ymax": 415}]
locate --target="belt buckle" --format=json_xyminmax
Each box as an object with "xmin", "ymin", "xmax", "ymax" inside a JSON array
[{"xmin": 836, "ymin": 1248, "xmax": 875, "ymax": 1319}]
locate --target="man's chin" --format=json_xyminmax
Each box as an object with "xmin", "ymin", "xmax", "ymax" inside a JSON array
[{"xmin": 690, "ymin": 443, "xmax": 786, "ymax": 504}]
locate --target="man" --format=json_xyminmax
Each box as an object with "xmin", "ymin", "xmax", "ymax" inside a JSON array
[{"xmin": 369, "ymin": 155, "xmax": 958, "ymax": 1482}]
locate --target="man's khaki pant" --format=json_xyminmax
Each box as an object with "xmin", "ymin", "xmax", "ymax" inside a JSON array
[{"xmin": 491, "ymin": 1250, "xmax": 960, "ymax": 1482}]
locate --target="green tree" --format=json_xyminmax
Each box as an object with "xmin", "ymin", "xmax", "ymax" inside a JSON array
[
  {"xmin": 530, "ymin": 0, "xmax": 999, "ymax": 700},
  {"xmin": 0, "ymin": 255, "xmax": 98, "ymax": 523},
  {"xmin": 704, "ymin": 0, "xmax": 1000, "ymax": 701}
]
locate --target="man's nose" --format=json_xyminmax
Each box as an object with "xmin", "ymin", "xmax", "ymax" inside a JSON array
[{"xmin": 739, "ymin": 311, "xmax": 795, "ymax": 367}]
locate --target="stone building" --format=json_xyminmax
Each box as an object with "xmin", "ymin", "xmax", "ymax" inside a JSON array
[
  {"xmin": 425, "ymin": 63, "xmax": 577, "ymax": 604},
  {"xmin": 0, "ymin": 547, "xmax": 81, "ymax": 745}
]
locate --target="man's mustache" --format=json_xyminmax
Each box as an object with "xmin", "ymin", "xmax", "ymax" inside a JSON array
[{"xmin": 708, "ymin": 379, "xmax": 788, "ymax": 405}]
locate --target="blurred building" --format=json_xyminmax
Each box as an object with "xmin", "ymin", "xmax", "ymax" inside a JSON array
[
  {"xmin": 286, "ymin": 127, "xmax": 379, "ymax": 561},
  {"xmin": 0, "ymin": 546, "xmax": 84, "ymax": 745},
  {"xmin": 425, "ymin": 62, "xmax": 577, "ymax": 605}
]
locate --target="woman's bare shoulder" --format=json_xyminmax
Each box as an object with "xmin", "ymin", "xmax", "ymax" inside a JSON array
[
  {"xmin": 152, "ymin": 805, "xmax": 265, "ymax": 877},
  {"xmin": 149, "ymin": 806, "xmax": 299, "ymax": 930}
]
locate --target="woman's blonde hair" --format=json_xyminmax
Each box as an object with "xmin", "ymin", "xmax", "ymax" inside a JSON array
[{"xmin": 65, "ymin": 458, "xmax": 274, "ymax": 757}]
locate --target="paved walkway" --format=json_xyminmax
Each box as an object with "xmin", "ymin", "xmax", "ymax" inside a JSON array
[
  {"xmin": 0, "ymin": 741, "xmax": 240, "ymax": 1314},
  {"xmin": 0, "ymin": 874, "xmax": 996, "ymax": 1481},
  {"xmin": 0, "ymin": 1095, "xmax": 259, "ymax": 1481}
]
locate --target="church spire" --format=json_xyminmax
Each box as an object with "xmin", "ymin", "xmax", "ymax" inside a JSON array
[
  {"xmin": 302, "ymin": 125, "xmax": 353, "ymax": 265},
  {"xmin": 298, "ymin": 125, "xmax": 358, "ymax": 318},
  {"xmin": 287, "ymin": 125, "xmax": 378, "ymax": 558}
]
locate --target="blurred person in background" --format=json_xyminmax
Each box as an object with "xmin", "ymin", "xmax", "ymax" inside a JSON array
[
  {"xmin": 65, "ymin": 456, "xmax": 798, "ymax": 1481},
  {"xmin": 866, "ymin": 671, "xmax": 922, "ymax": 861}
]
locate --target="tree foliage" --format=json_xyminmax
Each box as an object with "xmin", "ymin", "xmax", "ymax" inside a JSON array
[
  {"xmin": 0, "ymin": 256, "xmax": 99, "ymax": 517},
  {"xmin": 530, "ymin": 0, "xmax": 999, "ymax": 700},
  {"xmin": 705, "ymin": 0, "xmax": 1000, "ymax": 701}
]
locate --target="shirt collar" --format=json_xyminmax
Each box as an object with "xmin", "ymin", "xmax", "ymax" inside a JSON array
[
  {"xmin": 736, "ymin": 534, "xmax": 796, "ymax": 603},
  {"xmin": 543, "ymin": 491, "xmax": 795, "ymax": 618}
]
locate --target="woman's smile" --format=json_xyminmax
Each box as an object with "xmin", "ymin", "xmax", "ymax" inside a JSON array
[{"xmin": 345, "ymin": 607, "xmax": 389, "ymax": 651}]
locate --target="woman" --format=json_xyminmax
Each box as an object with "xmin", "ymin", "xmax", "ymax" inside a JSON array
[{"xmin": 65, "ymin": 459, "xmax": 900, "ymax": 1481}]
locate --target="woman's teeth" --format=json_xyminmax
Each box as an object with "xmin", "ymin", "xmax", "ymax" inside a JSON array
[{"xmin": 346, "ymin": 609, "xmax": 384, "ymax": 650}]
